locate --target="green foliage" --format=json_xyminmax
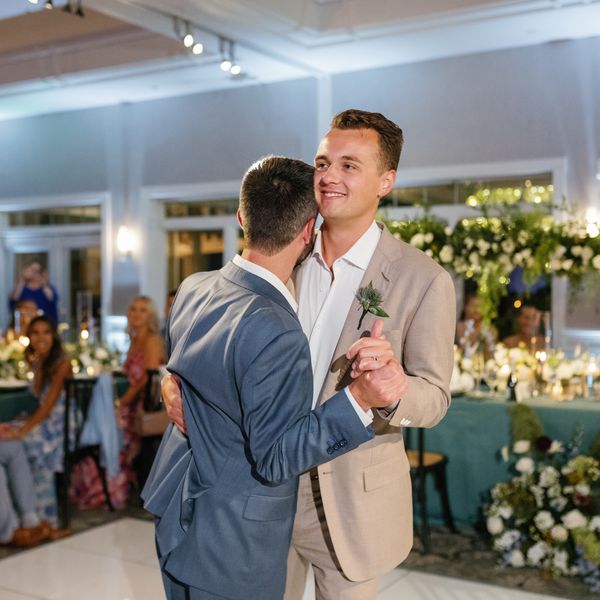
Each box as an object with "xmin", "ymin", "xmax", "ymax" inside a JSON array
[{"xmin": 508, "ymin": 404, "xmax": 544, "ymax": 443}]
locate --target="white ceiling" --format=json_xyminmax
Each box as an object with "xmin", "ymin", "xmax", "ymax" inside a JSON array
[{"xmin": 1, "ymin": 0, "xmax": 600, "ymax": 120}]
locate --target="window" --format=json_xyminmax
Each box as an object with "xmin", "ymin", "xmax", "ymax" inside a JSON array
[{"xmin": 7, "ymin": 206, "xmax": 101, "ymax": 226}]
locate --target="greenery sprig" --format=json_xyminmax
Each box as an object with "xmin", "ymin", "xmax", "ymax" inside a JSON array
[{"xmin": 356, "ymin": 281, "xmax": 388, "ymax": 330}]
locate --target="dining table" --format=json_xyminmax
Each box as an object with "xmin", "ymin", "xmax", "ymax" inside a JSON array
[{"xmin": 417, "ymin": 393, "xmax": 600, "ymax": 528}]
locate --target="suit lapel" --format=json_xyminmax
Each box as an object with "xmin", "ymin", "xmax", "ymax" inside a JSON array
[{"xmin": 317, "ymin": 225, "xmax": 402, "ymax": 406}]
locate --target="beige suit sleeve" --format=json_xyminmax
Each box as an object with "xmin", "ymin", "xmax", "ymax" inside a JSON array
[{"xmin": 380, "ymin": 268, "xmax": 456, "ymax": 429}]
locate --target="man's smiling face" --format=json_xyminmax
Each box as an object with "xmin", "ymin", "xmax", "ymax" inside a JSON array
[{"xmin": 314, "ymin": 128, "xmax": 395, "ymax": 227}]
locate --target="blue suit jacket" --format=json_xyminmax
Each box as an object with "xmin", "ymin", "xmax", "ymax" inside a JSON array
[{"xmin": 142, "ymin": 262, "xmax": 373, "ymax": 600}]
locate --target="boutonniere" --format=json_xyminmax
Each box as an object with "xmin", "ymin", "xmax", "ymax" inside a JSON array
[{"xmin": 356, "ymin": 281, "xmax": 389, "ymax": 330}]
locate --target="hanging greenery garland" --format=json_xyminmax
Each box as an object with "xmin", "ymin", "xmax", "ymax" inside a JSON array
[{"xmin": 384, "ymin": 201, "xmax": 600, "ymax": 323}]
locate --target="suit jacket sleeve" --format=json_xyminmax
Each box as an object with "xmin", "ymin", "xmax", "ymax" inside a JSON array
[
  {"xmin": 238, "ymin": 327, "xmax": 373, "ymax": 484},
  {"xmin": 380, "ymin": 269, "xmax": 455, "ymax": 429}
]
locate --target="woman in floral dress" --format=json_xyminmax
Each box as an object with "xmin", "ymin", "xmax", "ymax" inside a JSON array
[
  {"xmin": 70, "ymin": 296, "xmax": 164, "ymax": 508},
  {"xmin": 0, "ymin": 316, "xmax": 71, "ymax": 526}
]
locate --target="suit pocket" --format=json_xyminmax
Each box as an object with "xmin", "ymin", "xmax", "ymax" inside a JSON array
[
  {"xmin": 243, "ymin": 494, "xmax": 295, "ymax": 521},
  {"xmin": 363, "ymin": 456, "xmax": 409, "ymax": 492}
]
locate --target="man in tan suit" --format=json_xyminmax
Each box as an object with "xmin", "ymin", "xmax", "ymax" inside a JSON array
[{"xmin": 163, "ymin": 110, "xmax": 455, "ymax": 599}]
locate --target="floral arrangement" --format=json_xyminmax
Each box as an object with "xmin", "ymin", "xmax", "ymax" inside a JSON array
[
  {"xmin": 0, "ymin": 338, "xmax": 28, "ymax": 381},
  {"xmin": 485, "ymin": 406, "xmax": 600, "ymax": 590},
  {"xmin": 64, "ymin": 341, "xmax": 122, "ymax": 376},
  {"xmin": 384, "ymin": 202, "xmax": 600, "ymax": 323}
]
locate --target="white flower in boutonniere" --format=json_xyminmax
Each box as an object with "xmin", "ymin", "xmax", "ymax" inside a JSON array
[{"xmin": 356, "ymin": 281, "xmax": 389, "ymax": 331}]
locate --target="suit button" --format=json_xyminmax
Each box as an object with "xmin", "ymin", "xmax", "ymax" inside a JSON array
[
  {"xmin": 340, "ymin": 440, "xmax": 347, "ymax": 447},
  {"xmin": 333, "ymin": 443, "xmax": 340, "ymax": 451},
  {"xmin": 327, "ymin": 447, "xmax": 334, "ymax": 455}
]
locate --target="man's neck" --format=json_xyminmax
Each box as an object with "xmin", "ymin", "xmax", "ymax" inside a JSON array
[
  {"xmin": 241, "ymin": 249, "xmax": 295, "ymax": 285},
  {"xmin": 320, "ymin": 219, "xmax": 375, "ymax": 268}
]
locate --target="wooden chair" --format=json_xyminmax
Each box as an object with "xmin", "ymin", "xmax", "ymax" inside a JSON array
[
  {"xmin": 56, "ymin": 377, "xmax": 114, "ymax": 529},
  {"xmin": 405, "ymin": 427, "xmax": 456, "ymax": 553},
  {"xmin": 134, "ymin": 369, "xmax": 167, "ymax": 489}
]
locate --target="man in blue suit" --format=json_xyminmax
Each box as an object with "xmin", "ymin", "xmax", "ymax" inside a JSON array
[{"xmin": 142, "ymin": 156, "xmax": 403, "ymax": 600}]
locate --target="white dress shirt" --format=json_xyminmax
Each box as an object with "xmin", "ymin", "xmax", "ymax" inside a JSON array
[
  {"xmin": 296, "ymin": 221, "xmax": 382, "ymax": 425},
  {"xmin": 232, "ymin": 254, "xmax": 298, "ymax": 312}
]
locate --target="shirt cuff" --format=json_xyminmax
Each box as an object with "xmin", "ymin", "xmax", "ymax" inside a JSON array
[{"xmin": 343, "ymin": 387, "xmax": 373, "ymax": 427}]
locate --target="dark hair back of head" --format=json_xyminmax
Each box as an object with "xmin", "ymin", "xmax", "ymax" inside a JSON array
[
  {"xmin": 239, "ymin": 156, "xmax": 317, "ymax": 255},
  {"xmin": 330, "ymin": 109, "xmax": 404, "ymax": 172}
]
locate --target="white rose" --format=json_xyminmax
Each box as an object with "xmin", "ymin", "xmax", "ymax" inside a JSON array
[
  {"xmin": 515, "ymin": 457, "xmax": 535, "ymax": 475},
  {"xmin": 477, "ymin": 239, "xmax": 490, "ymax": 254},
  {"xmin": 593, "ymin": 254, "xmax": 600, "ymax": 270},
  {"xmin": 571, "ymin": 245, "xmax": 582, "ymax": 257},
  {"xmin": 518, "ymin": 231, "xmax": 529, "ymax": 245},
  {"xmin": 465, "ymin": 237, "xmax": 474, "ymax": 249},
  {"xmin": 550, "ymin": 525, "xmax": 569, "ymax": 542},
  {"xmin": 574, "ymin": 483, "xmax": 590, "ymax": 496},
  {"xmin": 553, "ymin": 245, "xmax": 567, "ymax": 258},
  {"xmin": 508, "ymin": 549, "xmax": 525, "ymax": 568},
  {"xmin": 487, "ymin": 516, "xmax": 504, "ymax": 535},
  {"xmin": 501, "ymin": 239, "xmax": 515, "ymax": 254},
  {"xmin": 424, "ymin": 232, "xmax": 434, "ymax": 244},
  {"xmin": 548, "ymin": 440, "xmax": 563, "ymax": 454},
  {"xmin": 469, "ymin": 251, "xmax": 479, "ymax": 266},
  {"xmin": 439, "ymin": 245, "xmax": 454, "ymax": 263},
  {"xmin": 550, "ymin": 258, "xmax": 562, "ymax": 271},
  {"xmin": 562, "ymin": 509, "xmax": 587, "ymax": 529},
  {"xmin": 459, "ymin": 372, "xmax": 475, "ymax": 391},
  {"xmin": 589, "ymin": 516, "xmax": 600, "ymax": 532},
  {"xmin": 526, "ymin": 541, "xmax": 548, "ymax": 566},
  {"xmin": 409, "ymin": 233, "xmax": 424, "ymax": 247},
  {"xmin": 444, "ymin": 226, "xmax": 453, "ymax": 236},
  {"xmin": 425, "ymin": 249, "xmax": 433, "ymax": 257},
  {"xmin": 561, "ymin": 259, "xmax": 574, "ymax": 271},
  {"xmin": 534, "ymin": 511, "xmax": 555, "ymax": 531},
  {"xmin": 498, "ymin": 504, "xmax": 513, "ymax": 519},
  {"xmin": 513, "ymin": 440, "xmax": 531, "ymax": 454}
]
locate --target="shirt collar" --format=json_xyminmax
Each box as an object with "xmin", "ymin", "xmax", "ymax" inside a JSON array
[
  {"xmin": 311, "ymin": 221, "xmax": 381, "ymax": 271},
  {"xmin": 232, "ymin": 254, "xmax": 298, "ymax": 313}
]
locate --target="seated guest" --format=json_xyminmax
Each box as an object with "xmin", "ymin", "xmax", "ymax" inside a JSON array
[
  {"xmin": 70, "ymin": 296, "xmax": 164, "ymax": 508},
  {"xmin": 0, "ymin": 316, "xmax": 72, "ymax": 526},
  {"xmin": 502, "ymin": 303, "xmax": 544, "ymax": 351},
  {"xmin": 9, "ymin": 261, "xmax": 59, "ymax": 324},
  {"xmin": 0, "ymin": 441, "xmax": 51, "ymax": 547},
  {"xmin": 455, "ymin": 293, "xmax": 497, "ymax": 357}
]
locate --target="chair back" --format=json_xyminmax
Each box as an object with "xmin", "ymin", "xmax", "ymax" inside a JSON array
[
  {"xmin": 143, "ymin": 368, "xmax": 162, "ymax": 412},
  {"xmin": 404, "ymin": 426, "xmax": 426, "ymax": 469},
  {"xmin": 63, "ymin": 377, "xmax": 98, "ymax": 456}
]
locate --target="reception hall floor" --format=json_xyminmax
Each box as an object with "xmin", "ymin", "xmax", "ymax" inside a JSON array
[{"xmin": 0, "ymin": 517, "xmax": 584, "ymax": 600}]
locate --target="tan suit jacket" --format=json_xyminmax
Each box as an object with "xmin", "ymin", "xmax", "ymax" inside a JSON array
[{"xmin": 305, "ymin": 224, "xmax": 456, "ymax": 582}]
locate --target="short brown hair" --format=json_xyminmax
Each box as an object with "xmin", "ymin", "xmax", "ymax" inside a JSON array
[
  {"xmin": 239, "ymin": 156, "xmax": 317, "ymax": 255},
  {"xmin": 330, "ymin": 109, "xmax": 404, "ymax": 172}
]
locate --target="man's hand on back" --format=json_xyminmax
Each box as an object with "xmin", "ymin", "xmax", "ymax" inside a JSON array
[{"xmin": 162, "ymin": 373, "xmax": 187, "ymax": 434}]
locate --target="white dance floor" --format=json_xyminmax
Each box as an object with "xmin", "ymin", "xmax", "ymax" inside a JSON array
[{"xmin": 0, "ymin": 518, "xmax": 562, "ymax": 600}]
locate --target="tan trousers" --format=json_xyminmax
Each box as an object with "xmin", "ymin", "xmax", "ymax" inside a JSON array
[{"xmin": 284, "ymin": 471, "xmax": 378, "ymax": 600}]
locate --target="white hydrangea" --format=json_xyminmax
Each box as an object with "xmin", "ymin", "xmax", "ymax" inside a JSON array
[
  {"xmin": 589, "ymin": 516, "xmax": 600, "ymax": 532},
  {"xmin": 539, "ymin": 466, "xmax": 559, "ymax": 488},
  {"xmin": 424, "ymin": 232, "xmax": 434, "ymax": 244},
  {"xmin": 534, "ymin": 511, "xmax": 554, "ymax": 531},
  {"xmin": 526, "ymin": 541, "xmax": 549, "ymax": 566},
  {"xmin": 553, "ymin": 549, "xmax": 570, "ymax": 575},
  {"xmin": 574, "ymin": 483, "xmax": 590, "ymax": 496},
  {"xmin": 561, "ymin": 259, "xmax": 574, "ymax": 271},
  {"xmin": 562, "ymin": 509, "xmax": 587, "ymax": 530},
  {"xmin": 548, "ymin": 440, "xmax": 563, "ymax": 454},
  {"xmin": 495, "ymin": 530, "xmax": 520, "ymax": 551},
  {"xmin": 498, "ymin": 504, "xmax": 513, "ymax": 520},
  {"xmin": 593, "ymin": 254, "xmax": 600, "ymax": 270},
  {"xmin": 550, "ymin": 496, "xmax": 568, "ymax": 512},
  {"xmin": 409, "ymin": 233, "xmax": 425, "ymax": 247}
]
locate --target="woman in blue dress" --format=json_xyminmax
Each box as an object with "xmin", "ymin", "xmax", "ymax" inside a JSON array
[{"xmin": 0, "ymin": 316, "xmax": 71, "ymax": 526}]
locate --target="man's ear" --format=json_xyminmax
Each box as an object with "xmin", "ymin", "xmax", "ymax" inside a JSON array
[
  {"xmin": 378, "ymin": 169, "xmax": 396, "ymax": 198},
  {"xmin": 302, "ymin": 217, "xmax": 316, "ymax": 244},
  {"xmin": 237, "ymin": 210, "xmax": 244, "ymax": 229}
]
